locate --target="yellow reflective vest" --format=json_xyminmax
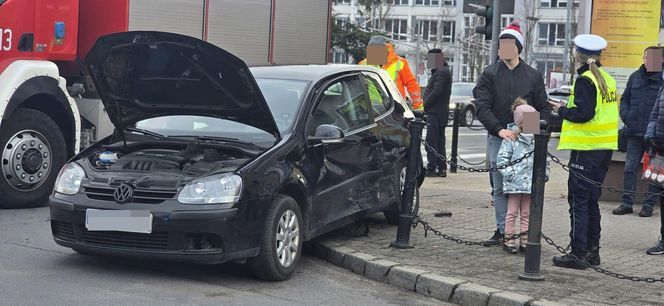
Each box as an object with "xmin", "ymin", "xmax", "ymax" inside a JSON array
[{"xmin": 557, "ymin": 69, "xmax": 619, "ymax": 151}]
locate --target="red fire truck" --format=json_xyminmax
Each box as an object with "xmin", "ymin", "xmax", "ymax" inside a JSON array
[{"xmin": 0, "ymin": 0, "xmax": 332, "ymax": 208}]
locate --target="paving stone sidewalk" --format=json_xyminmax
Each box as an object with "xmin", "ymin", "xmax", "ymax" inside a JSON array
[{"xmin": 314, "ymin": 160, "xmax": 664, "ymax": 305}]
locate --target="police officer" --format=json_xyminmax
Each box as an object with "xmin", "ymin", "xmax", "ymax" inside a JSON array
[{"xmin": 549, "ymin": 34, "xmax": 619, "ymax": 270}]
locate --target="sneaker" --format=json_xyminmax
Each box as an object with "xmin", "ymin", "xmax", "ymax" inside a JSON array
[
  {"xmin": 503, "ymin": 245, "xmax": 518, "ymax": 254},
  {"xmin": 612, "ymin": 205, "xmax": 633, "ymax": 215},
  {"xmin": 483, "ymin": 229, "xmax": 503, "ymax": 246},
  {"xmin": 639, "ymin": 206, "xmax": 654, "ymax": 217},
  {"xmin": 425, "ymin": 169, "xmax": 438, "ymax": 177},
  {"xmin": 647, "ymin": 240, "xmax": 664, "ymax": 255},
  {"xmin": 438, "ymin": 169, "xmax": 447, "ymax": 178},
  {"xmin": 552, "ymin": 254, "xmax": 588, "ymax": 270}
]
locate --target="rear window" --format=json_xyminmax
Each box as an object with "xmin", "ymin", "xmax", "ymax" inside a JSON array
[{"xmin": 451, "ymin": 83, "xmax": 474, "ymax": 96}]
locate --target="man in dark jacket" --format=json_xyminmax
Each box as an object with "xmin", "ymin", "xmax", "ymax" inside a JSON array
[
  {"xmin": 614, "ymin": 46, "xmax": 664, "ymax": 217},
  {"xmin": 424, "ymin": 49, "xmax": 453, "ymax": 177},
  {"xmin": 474, "ymin": 23, "xmax": 550, "ymax": 244},
  {"xmin": 643, "ymin": 70, "xmax": 664, "ymax": 255}
]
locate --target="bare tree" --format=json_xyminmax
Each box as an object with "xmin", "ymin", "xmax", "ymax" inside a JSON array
[
  {"xmin": 356, "ymin": 0, "xmax": 395, "ymax": 30},
  {"xmin": 518, "ymin": 0, "xmax": 539, "ymax": 65},
  {"xmin": 566, "ymin": 3, "xmax": 579, "ymax": 81},
  {"xmin": 455, "ymin": 15, "xmax": 490, "ymax": 82}
]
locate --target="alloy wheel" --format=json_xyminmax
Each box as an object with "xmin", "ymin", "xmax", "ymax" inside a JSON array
[{"xmin": 275, "ymin": 209, "xmax": 300, "ymax": 268}]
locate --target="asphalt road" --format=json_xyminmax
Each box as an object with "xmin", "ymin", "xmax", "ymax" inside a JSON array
[
  {"xmin": 0, "ymin": 207, "xmax": 446, "ymax": 306},
  {"xmin": 422, "ymin": 123, "xmax": 567, "ymax": 168}
]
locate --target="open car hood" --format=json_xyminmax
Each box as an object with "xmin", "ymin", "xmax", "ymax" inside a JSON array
[{"xmin": 85, "ymin": 31, "xmax": 280, "ymax": 139}]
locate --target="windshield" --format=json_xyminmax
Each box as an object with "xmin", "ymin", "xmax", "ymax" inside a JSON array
[
  {"xmin": 255, "ymin": 78, "xmax": 309, "ymax": 133},
  {"xmin": 133, "ymin": 79, "xmax": 308, "ymax": 147},
  {"xmin": 451, "ymin": 83, "xmax": 474, "ymax": 97},
  {"xmin": 135, "ymin": 115, "xmax": 277, "ymax": 148}
]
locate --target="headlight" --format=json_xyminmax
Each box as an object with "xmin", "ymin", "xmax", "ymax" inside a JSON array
[
  {"xmin": 449, "ymin": 103, "xmax": 456, "ymax": 109},
  {"xmin": 178, "ymin": 173, "xmax": 242, "ymax": 204},
  {"xmin": 54, "ymin": 163, "xmax": 85, "ymax": 195}
]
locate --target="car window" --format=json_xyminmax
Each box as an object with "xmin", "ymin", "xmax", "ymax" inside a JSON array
[
  {"xmin": 362, "ymin": 72, "xmax": 393, "ymax": 118},
  {"xmin": 451, "ymin": 83, "xmax": 474, "ymax": 96},
  {"xmin": 135, "ymin": 115, "xmax": 276, "ymax": 147},
  {"xmin": 308, "ymin": 76, "xmax": 370, "ymax": 135},
  {"xmin": 255, "ymin": 78, "xmax": 309, "ymax": 134}
]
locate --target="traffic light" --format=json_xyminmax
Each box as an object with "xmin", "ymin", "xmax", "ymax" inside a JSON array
[{"xmin": 475, "ymin": 5, "xmax": 493, "ymax": 40}]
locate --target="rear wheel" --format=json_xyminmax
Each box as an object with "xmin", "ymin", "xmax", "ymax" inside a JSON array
[
  {"xmin": 0, "ymin": 109, "xmax": 66, "ymax": 209},
  {"xmin": 249, "ymin": 195, "xmax": 303, "ymax": 281},
  {"xmin": 383, "ymin": 161, "xmax": 420, "ymax": 225}
]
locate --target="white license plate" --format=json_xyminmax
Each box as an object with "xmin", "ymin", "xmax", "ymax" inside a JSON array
[{"xmin": 85, "ymin": 209, "xmax": 153, "ymax": 234}]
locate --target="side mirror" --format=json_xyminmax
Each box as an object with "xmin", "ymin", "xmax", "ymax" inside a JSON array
[{"xmin": 308, "ymin": 124, "xmax": 344, "ymax": 145}]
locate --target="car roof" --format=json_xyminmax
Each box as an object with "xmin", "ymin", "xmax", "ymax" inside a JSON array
[{"xmin": 250, "ymin": 64, "xmax": 382, "ymax": 81}]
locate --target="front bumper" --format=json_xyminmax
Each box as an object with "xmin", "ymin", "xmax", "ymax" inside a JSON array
[{"xmin": 49, "ymin": 194, "xmax": 266, "ymax": 264}]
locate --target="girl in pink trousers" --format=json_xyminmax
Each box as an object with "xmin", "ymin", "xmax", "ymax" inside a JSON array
[{"xmin": 497, "ymin": 98, "xmax": 548, "ymax": 254}]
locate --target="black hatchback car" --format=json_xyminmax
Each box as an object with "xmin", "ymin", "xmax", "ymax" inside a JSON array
[{"xmin": 50, "ymin": 32, "xmax": 422, "ymax": 281}]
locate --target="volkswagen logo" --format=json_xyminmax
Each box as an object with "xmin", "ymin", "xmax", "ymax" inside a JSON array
[{"xmin": 113, "ymin": 184, "xmax": 134, "ymax": 204}]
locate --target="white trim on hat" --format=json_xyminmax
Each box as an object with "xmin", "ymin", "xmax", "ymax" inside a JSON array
[{"xmin": 499, "ymin": 28, "xmax": 524, "ymax": 48}]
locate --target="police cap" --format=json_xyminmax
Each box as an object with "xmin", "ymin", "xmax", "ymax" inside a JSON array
[{"xmin": 573, "ymin": 34, "xmax": 608, "ymax": 56}]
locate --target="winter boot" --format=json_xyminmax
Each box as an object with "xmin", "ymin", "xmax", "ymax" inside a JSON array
[
  {"xmin": 585, "ymin": 245, "xmax": 600, "ymax": 266},
  {"xmin": 503, "ymin": 234, "xmax": 518, "ymax": 254}
]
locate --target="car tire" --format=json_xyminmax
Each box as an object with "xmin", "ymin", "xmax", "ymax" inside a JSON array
[
  {"xmin": 383, "ymin": 161, "xmax": 420, "ymax": 225},
  {"xmin": 249, "ymin": 195, "xmax": 303, "ymax": 281},
  {"xmin": 461, "ymin": 107, "xmax": 474, "ymax": 127},
  {"xmin": 0, "ymin": 109, "xmax": 67, "ymax": 209}
]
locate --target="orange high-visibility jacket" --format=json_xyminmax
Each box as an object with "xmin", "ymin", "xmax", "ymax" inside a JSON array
[{"xmin": 359, "ymin": 44, "xmax": 423, "ymax": 110}]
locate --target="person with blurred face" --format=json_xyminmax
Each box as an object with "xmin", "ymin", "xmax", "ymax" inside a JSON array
[{"xmin": 359, "ymin": 36, "xmax": 423, "ymax": 110}]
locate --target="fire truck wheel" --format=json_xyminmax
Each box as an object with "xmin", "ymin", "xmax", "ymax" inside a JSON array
[{"xmin": 0, "ymin": 109, "xmax": 67, "ymax": 209}]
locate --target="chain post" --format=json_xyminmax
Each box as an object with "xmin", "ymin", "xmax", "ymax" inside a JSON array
[
  {"xmin": 391, "ymin": 110, "xmax": 425, "ymax": 249},
  {"xmin": 519, "ymin": 120, "xmax": 549, "ymax": 282},
  {"xmin": 450, "ymin": 103, "xmax": 460, "ymax": 173}
]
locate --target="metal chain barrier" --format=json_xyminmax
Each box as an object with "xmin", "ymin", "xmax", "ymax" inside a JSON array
[
  {"xmin": 547, "ymin": 152, "xmax": 664, "ymax": 196},
  {"xmin": 411, "ymin": 213, "xmax": 528, "ymax": 246},
  {"xmin": 457, "ymin": 155, "xmax": 487, "ymax": 166},
  {"xmin": 541, "ymin": 233, "xmax": 664, "ymax": 283},
  {"xmin": 423, "ymin": 136, "xmax": 533, "ymax": 173}
]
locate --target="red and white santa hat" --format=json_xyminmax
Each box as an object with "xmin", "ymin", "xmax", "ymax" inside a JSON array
[{"xmin": 499, "ymin": 22, "xmax": 524, "ymax": 53}]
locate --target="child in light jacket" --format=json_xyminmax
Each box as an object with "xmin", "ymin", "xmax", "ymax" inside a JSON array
[{"xmin": 497, "ymin": 97, "xmax": 549, "ymax": 254}]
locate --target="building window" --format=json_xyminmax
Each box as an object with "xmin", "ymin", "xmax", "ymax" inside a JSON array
[
  {"xmin": 387, "ymin": 0, "xmax": 409, "ymax": 5},
  {"xmin": 415, "ymin": 0, "xmax": 439, "ymax": 5},
  {"xmin": 333, "ymin": 50, "xmax": 349, "ymax": 64},
  {"xmin": 333, "ymin": 0, "xmax": 351, "ymax": 4},
  {"xmin": 335, "ymin": 17, "xmax": 350, "ymax": 30},
  {"xmin": 442, "ymin": 0, "xmax": 455, "ymax": 5},
  {"xmin": 416, "ymin": 20, "xmax": 438, "ymax": 41},
  {"xmin": 538, "ymin": 23, "xmax": 565, "ymax": 46},
  {"xmin": 441, "ymin": 21, "xmax": 455, "ymax": 43},
  {"xmin": 541, "ymin": 0, "xmax": 579, "ymax": 8},
  {"xmin": 501, "ymin": 16, "xmax": 514, "ymax": 28},
  {"xmin": 384, "ymin": 19, "xmax": 408, "ymax": 41}
]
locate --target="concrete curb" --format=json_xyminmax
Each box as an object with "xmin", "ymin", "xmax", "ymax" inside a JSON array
[{"xmin": 314, "ymin": 241, "xmax": 567, "ymax": 306}]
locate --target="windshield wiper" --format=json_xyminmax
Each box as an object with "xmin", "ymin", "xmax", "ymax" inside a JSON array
[
  {"xmin": 124, "ymin": 127, "xmax": 165, "ymax": 139},
  {"xmin": 169, "ymin": 135, "xmax": 256, "ymax": 146}
]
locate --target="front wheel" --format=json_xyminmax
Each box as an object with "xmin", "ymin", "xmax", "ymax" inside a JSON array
[
  {"xmin": 461, "ymin": 107, "xmax": 475, "ymax": 127},
  {"xmin": 249, "ymin": 195, "xmax": 303, "ymax": 281},
  {"xmin": 0, "ymin": 109, "xmax": 67, "ymax": 209}
]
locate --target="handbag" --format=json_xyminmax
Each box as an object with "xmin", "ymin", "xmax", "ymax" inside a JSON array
[{"xmin": 617, "ymin": 128, "xmax": 627, "ymax": 152}]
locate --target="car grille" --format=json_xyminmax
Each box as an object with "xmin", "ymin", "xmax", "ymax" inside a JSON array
[
  {"xmin": 78, "ymin": 225, "xmax": 169, "ymax": 250},
  {"xmin": 52, "ymin": 221, "xmax": 169, "ymax": 250},
  {"xmin": 83, "ymin": 186, "xmax": 177, "ymax": 204}
]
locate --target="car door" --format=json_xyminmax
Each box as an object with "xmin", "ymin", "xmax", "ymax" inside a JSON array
[
  {"xmin": 361, "ymin": 71, "xmax": 409, "ymax": 209},
  {"xmin": 305, "ymin": 75, "xmax": 382, "ymax": 231}
]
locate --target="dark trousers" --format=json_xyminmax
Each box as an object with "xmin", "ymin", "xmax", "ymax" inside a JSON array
[
  {"xmin": 567, "ymin": 150, "xmax": 613, "ymax": 255},
  {"xmin": 425, "ymin": 112, "xmax": 447, "ymax": 170}
]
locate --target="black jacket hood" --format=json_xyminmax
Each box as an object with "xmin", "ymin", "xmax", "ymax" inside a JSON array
[{"xmin": 85, "ymin": 31, "xmax": 280, "ymax": 139}]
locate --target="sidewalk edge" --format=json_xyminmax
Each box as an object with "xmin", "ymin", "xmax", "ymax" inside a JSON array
[{"xmin": 312, "ymin": 240, "xmax": 568, "ymax": 306}]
